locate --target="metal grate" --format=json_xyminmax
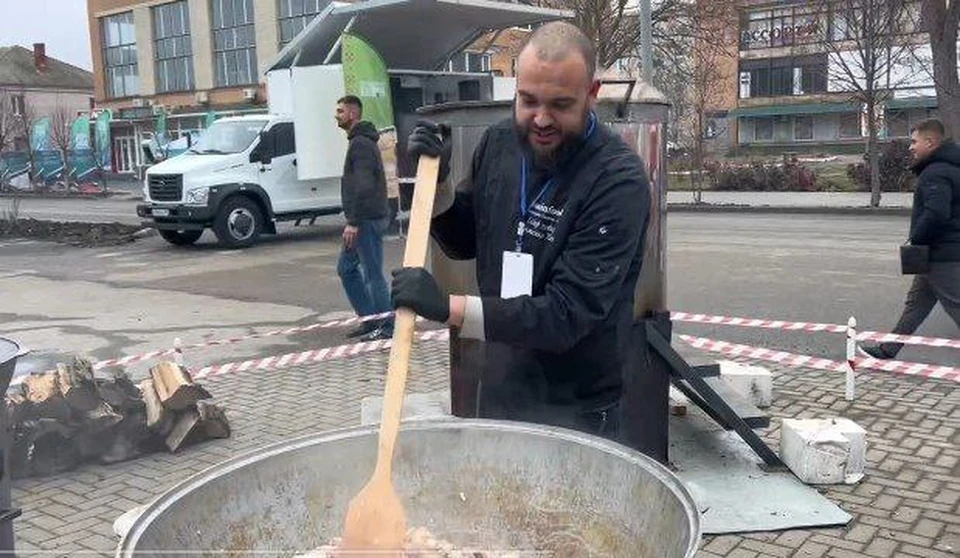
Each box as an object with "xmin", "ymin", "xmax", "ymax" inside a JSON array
[{"xmin": 148, "ymin": 174, "xmax": 183, "ymax": 202}]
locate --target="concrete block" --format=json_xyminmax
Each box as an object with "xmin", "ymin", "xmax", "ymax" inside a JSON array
[
  {"xmin": 781, "ymin": 418, "xmax": 866, "ymax": 484},
  {"xmin": 718, "ymin": 360, "xmax": 773, "ymax": 408},
  {"xmin": 360, "ymin": 390, "xmax": 452, "ymax": 426}
]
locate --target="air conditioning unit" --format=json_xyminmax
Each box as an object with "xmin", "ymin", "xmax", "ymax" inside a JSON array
[
  {"xmin": 242, "ymin": 88, "xmax": 257, "ymax": 101},
  {"xmin": 195, "ymin": 91, "xmax": 209, "ymax": 104},
  {"xmin": 131, "ymin": 98, "xmax": 144, "ymax": 107}
]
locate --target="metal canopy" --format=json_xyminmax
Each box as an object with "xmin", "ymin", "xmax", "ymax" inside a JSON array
[{"xmin": 266, "ymin": 0, "xmax": 571, "ymax": 73}]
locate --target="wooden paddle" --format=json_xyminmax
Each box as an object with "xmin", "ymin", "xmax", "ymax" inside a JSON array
[{"xmin": 340, "ymin": 154, "xmax": 441, "ymax": 554}]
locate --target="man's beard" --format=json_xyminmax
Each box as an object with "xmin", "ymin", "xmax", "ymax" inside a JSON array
[{"xmin": 516, "ymin": 111, "xmax": 590, "ymax": 172}]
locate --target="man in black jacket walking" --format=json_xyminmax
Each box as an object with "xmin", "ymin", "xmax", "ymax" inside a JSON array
[
  {"xmin": 393, "ymin": 22, "xmax": 658, "ymax": 454},
  {"xmin": 860, "ymin": 118, "xmax": 960, "ymax": 359},
  {"xmin": 335, "ymin": 95, "xmax": 393, "ymax": 341}
]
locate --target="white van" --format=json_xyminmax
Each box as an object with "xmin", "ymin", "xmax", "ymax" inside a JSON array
[{"xmin": 136, "ymin": 114, "xmax": 342, "ymax": 248}]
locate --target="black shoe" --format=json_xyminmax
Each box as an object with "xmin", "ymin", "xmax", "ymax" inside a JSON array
[
  {"xmin": 346, "ymin": 321, "xmax": 377, "ymax": 339},
  {"xmin": 857, "ymin": 344, "xmax": 892, "ymax": 360},
  {"xmin": 359, "ymin": 327, "xmax": 392, "ymax": 341}
]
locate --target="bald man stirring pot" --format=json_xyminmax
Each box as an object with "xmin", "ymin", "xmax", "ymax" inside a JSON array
[{"xmin": 393, "ymin": 22, "xmax": 655, "ymax": 454}]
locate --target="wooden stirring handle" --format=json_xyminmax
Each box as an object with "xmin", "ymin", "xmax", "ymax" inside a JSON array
[{"xmin": 373, "ymin": 154, "xmax": 440, "ymax": 477}]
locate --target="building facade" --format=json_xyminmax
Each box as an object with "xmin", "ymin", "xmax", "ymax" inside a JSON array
[
  {"xmin": 0, "ymin": 44, "xmax": 93, "ymax": 153},
  {"xmin": 86, "ymin": 0, "xmax": 530, "ymax": 175},
  {"xmin": 708, "ymin": 0, "xmax": 957, "ymax": 154}
]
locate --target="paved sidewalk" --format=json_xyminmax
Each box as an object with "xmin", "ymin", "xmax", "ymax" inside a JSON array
[{"xmin": 11, "ymin": 340, "xmax": 958, "ymax": 557}]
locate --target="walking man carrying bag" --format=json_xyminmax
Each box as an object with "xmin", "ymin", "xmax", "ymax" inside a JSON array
[{"xmin": 860, "ymin": 118, "xmax": 960, "ymax": 359}]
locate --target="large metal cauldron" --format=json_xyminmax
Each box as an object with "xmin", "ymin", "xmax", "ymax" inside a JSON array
[{"xmin": 118, "ymin": 420, "xmax": 700, "ymax": 557}]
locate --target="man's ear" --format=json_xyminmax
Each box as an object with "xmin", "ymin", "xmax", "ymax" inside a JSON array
[{"xmin": 587, "ymin": 79, "xmax": 601, "ymax": 102}]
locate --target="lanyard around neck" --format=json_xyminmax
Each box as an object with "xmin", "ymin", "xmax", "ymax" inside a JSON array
[{"xmin": 515, "ymin": 111, "xmax": 598, "ymax": 252}]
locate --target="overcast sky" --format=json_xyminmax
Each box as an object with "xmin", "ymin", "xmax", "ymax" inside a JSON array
[{"xmin": 0, "ymin": 0, "xmax": 92, "ymax": 70}]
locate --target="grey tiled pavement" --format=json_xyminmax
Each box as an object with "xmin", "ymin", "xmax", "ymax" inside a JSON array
[{"xmin": 11, "ymin": 340, "xmax": 959, "ymax": 557}]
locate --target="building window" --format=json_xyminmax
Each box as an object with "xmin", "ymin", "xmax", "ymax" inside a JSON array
[
  {"xmin": 101, "ymin": 11, "xmax": 139, "ymax": 98},
  {"xmin": 799, "ymin": 65, "xmax": 827, "ymax": 94},
  {"xmin": 794, "ymin": 116, "xmax": 814, "ymax": 140},
  {"xmin": 212, "ymin": 0, "xmax": 258, "ymax": 86},
  {"xmin": 886, "ymin": 110, "xmax": 910, "ymax": 138},
  {"xmin": 839, "ymin": 113, "xmax": 861, "ymax": 138},
  {"xmin": 11, "ymin": 94, "xmax": 25, "ymax": 116},
  {"xmin": 754, "ymin": 118, "xmax": 774, "ymax": 142},
  {"xmin": 447, "ymin": 52, "xmax": 492, "ymax": 73},
  {"xmin": 152, "ymin": 1, "xmax": 194, "ymax": 93},
  {"xmin": 278, "ymin": 0, "xmax": 328, "ymax": 46},
  {"xmin": 741, "ymin": 55, "xmax": 828, "ymax": 98}
]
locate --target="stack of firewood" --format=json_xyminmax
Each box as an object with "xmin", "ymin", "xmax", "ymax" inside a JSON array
[{"xmin": 5, "ymin": 356, "xmax": 229, "ymax": 479}]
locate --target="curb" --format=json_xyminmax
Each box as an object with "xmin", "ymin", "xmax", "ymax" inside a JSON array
[{"xmin": 667, "ymin": 204, "xmax": 911, "ymax": 216}]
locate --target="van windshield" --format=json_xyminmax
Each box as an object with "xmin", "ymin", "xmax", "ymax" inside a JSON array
[{"xmin": 189, "ymin": 120, "xmax": 268, "ymax": 154}]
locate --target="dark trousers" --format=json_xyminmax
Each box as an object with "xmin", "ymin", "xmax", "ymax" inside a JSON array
[{"xmin": 880, "ymin": 262, "xmax": 960, "ymax": 357}]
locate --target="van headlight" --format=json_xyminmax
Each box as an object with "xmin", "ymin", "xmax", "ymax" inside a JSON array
[{"xmin": 185, "ymin": 187, "xmax": 210, "ymax": 205}]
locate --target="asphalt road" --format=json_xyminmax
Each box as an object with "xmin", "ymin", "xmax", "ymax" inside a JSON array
[{"xmin": 0, "ymin": 211, "xmax": 955, "ymax": 387}]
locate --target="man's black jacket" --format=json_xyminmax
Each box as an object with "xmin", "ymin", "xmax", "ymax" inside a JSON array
[
  {"xmin": 910, "ymin": 139, "xmax": 960, "ymax": 262},
  {"xmin": 341, "ymin": 121, "xmax": 388, "ymax": 225},
  {"xmin": 431, "ymin": 117, "xmax": 651, "ymax": 418}
]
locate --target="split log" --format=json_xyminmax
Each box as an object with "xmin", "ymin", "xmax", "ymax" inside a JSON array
[
  {"xmin": 197, "ymin": 401, "xmax": 231, "ymax": 439},
  {"xmin": 84, "ymin": 400, "xmax": 123, "ymax": 432},
  {"xmin": 139, "ymin": 378, "xmax": 173, "ymax": 436},
  {"xmin": 97, "ymin": 370, "xmax": 144, "ymax": 413},
  {"xmin": 6, "ymin": 392, "xmax": 38, "ymax": 425},
  {"xmin": 28, "ymin": 419, "xmax": 79, "ymax": 477},
  {"xmin": 165, "ymin": 408, "xmax": 201, "ymax": 452},
  {"xmin": 99, "ymin": 409, "xmax": 154, "ymax": 464},
  {"xmin": 56, "ymin": 359, "xmax": 100, "ymax": 412},
  {"xmin": 23, "ymin": 372, "xmax": 70, "ymax": 422},
  {"xmin": 151, "ymin": 362, "xmax": 211, "ymax": 411}
]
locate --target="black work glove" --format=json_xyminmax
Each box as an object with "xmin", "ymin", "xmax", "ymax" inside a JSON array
[
  {"xmin": 391, "ymin": 267, "xmax": 450, "ymax": 323},
  {"xmin": 407, "ymin": 120, "xmax": 452, "ymax": 183}
]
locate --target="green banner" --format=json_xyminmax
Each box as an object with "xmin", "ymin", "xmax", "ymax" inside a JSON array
[
  {"xmin": 71, "ymin": 114, "xmax": 91, "ymax": 151},
  {"xmin": 341, "ymin": 32, "xmax": 394, "ymax": 130},
  {"xmin": 31, "ymin": 117, "xmax": 51, "ymax": 152},
  {"xmin": 155, "ymin": 109, "xmax": 167, "ymax": 145},
  {"xmin": 96, "ymin": 109, "xmax": 112, "ymax": 169}
]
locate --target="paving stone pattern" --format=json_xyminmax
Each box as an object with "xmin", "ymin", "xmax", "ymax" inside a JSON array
[{"xmin": 11, "ymin": 343, "xmax": 960, "ymax": 557}]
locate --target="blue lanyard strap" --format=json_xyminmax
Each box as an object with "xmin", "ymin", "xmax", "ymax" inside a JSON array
[{"xmin": 515, "ymin": 111, "xmax": 597, "ymax": 252}]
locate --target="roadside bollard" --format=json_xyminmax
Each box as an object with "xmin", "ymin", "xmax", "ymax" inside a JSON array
[{"xmin": 845, "ymin": 317, "xmax": 857, "ymax": 401}]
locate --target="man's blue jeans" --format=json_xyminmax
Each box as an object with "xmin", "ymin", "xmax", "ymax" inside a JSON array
[{"xmin": 337, "ymin": 218, "xmax": 394, "ymax": 333}]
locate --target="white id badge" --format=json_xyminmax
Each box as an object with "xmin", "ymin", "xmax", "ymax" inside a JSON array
[{"xmin": 501, "ymin": 251, "xmax": 533, "ymax": 298}]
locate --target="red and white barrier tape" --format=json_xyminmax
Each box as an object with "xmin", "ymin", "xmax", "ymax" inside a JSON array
[
  {"xmin": 80, "ymin": 312, "xmax": 399, "ymax": 371},
  {"xmin": 193, "ymin": 329, "xmax": 450, "ymax": 380},
  {"xmin": 670, "ymin": 312, "xmax": 848, "ymax": 334},
  {"xmin": 671, "ymin": 312, "xmax": 959, "ymax": 349},
  {"xmin": 678, "ymin": 335, "xmax": 960, "ymax": 383},
  {"xmin": 855, "ymin": 331, "xmax": 960, "ymax": 349}
]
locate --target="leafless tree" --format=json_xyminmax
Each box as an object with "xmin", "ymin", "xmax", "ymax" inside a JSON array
[
  {"xmin": 0, "ymin": 90, "xmax": 16, "ymax": 154},
  {"xmin": 48, "ymin": 105, "xmax": 74, "ymax": 187},
  {"xmin": 518, "ymin": 0, "xmax": 734, "ymax": 72},
  {"xmin": 0, "ymin": 88, "xmax": 31, "ymax": 154},
  {"xmin": 687, "ymin": 36, "xmax": 732, "ymax": 202},
  {"xmin": 813, "ymin": 0, "xmax": 914, "ymax": 207},
  {"xmin": 920, "ymin": 1, "xmax": 960, "ymax": 138}
]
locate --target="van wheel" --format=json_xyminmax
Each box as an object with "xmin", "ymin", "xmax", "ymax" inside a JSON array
[
  {"xmin": 213, "ymin": 196, "xmax": 262, "ymax": 248},
  {"xmin": 158, "ymin": 229, "xmax": 203, "ymax": 246}
]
